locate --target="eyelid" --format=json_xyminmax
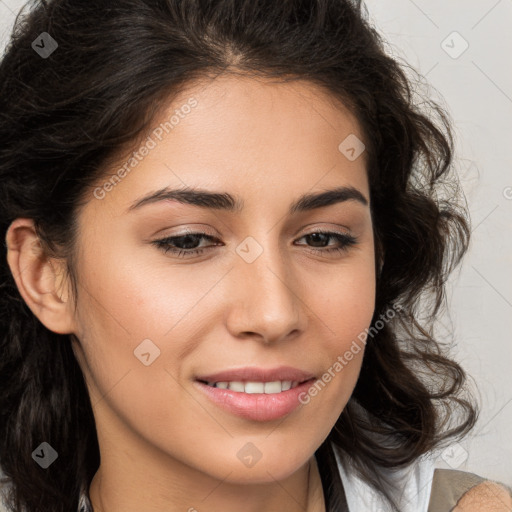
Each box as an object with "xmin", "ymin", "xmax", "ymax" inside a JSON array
[
  {"xmin": 153, "ymin": 225, "xmax": 219, "ymax": 239},
  {"xmin": 300, "ymin": 225, "xmax": 353, "ymax": 236},
  {"xmin": 155, "ymin": 225, "xmax": 354, "ymax": 242}
]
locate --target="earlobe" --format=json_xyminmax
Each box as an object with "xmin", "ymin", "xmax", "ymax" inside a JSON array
[{"xmin": 5, "ymin": 218, "xmax": 76, "ymax": 335}]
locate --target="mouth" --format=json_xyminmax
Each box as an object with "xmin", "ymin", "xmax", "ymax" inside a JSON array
[{"xmin": 193, "ymin": 366, "xmax": 317, "ymax": 422}]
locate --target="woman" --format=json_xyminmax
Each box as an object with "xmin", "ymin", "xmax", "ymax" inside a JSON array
[{"xmin": 0, "ymin": 1, "xmax": 510, "ymax": 511}]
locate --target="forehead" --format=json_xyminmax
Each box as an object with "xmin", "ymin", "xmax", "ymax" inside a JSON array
[
  {"xmin": 89, "ymin": 73, "xmax": 369, "ymax": 215},
  {"xmin": 162, "ymin": 73, "xmax": 365, "ymax": 160}
]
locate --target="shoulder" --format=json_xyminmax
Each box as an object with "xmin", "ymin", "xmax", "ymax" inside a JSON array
[
  {"xmin": 453, "ymin": 480, "xmax": 512, "ymax": 511},
  {"xmin": 428, "ymin": 467, "xmax": 512, "ymax": 512}
]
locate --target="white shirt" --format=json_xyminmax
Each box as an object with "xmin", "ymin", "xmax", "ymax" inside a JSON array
[{"xmin": 333, "ymin": 444, "xmax": 436, "ymax": 512}]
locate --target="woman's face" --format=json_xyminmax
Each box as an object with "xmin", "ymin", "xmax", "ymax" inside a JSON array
[{"xmin": 70, "ymin": 74, "xmax": 375, "ymax": 484}]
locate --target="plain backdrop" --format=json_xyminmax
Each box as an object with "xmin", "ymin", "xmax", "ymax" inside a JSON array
[{"xmin": 1, "ymin": 0, "xmax": 511, "ymax": 491}]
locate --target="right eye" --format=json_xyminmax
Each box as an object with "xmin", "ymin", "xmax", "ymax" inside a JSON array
[{"xmin": 152, "ymin": 232, "xmax": 222, "ymax": 258}]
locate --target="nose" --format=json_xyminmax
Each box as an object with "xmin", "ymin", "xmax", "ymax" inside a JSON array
[{"xmin": 225, "ymin": 239, "xmax": 308, "ymax": 345}]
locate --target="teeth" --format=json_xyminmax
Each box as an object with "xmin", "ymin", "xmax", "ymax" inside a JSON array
[
  {"xmin": 245, "ymin": 382, "xmax": 265, "ymax": 393},
  {"xmin": 206, "ymin": 380, "xmax": 299, "ymax": 393},
  {"xmin": 281, "ymin": 381, "xmax": 292, "ymax": 391},
  {"xmin": 228, "ymin": 381, "xmax": 245, "ymax": 392},
  {"xmin": 264, "ymin": 381, "xmax": 281, "ymax": 394}
]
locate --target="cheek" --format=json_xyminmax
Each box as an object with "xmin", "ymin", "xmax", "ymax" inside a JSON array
[
  {"xmin": 71, "ymin": 242, "xmax": 231, "ymax": 415},
  {"xmin": 75, "ymin": 249, "xmax": 214, "ymax": 348},
  {"xmin": 310, "ymin": 258, "xmax": 376, "ymax": 344},
  {"xmin": 301, "ymin": 260, "xmax": 376, "ymax": 402}
]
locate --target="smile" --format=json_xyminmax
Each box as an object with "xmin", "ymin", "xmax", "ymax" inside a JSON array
[{"xmin": 194, "ymin": 376, "xmax": 317, "ymax": 422}]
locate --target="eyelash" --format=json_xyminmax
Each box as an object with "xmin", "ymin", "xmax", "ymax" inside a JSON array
[{"xmin": 152, "ymin": 229, "xmax": 358, "ymax": 259}]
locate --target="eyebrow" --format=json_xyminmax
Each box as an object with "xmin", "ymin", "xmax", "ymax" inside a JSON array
[{"xmin": 127, "ymin": 185, "xmax": 368, "ymax": 214}]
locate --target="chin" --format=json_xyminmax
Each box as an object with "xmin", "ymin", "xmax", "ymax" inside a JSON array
[{"xmin": 196, "ymin": 443, "xmax": 313, "ymax": 484}]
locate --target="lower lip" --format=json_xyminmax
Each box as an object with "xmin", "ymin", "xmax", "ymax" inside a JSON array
[{"xmin": 194, "ymin": 379, "xmax": 316, "ymax": 422}]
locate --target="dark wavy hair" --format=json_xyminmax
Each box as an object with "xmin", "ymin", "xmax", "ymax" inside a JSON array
[{"xmin": 0, "ymin": 0, "xmax": 479, "ymax": 511}]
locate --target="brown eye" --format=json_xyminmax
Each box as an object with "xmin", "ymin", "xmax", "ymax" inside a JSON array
[
  {"xmin": 152, "ymin": 232, "xmax": 221, "ymax": 258},
  {"xmin": 295, "ymin": 230, "xmax": 358, "ymax": 255}
]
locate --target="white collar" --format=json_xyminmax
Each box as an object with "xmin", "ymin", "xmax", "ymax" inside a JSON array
[{"xmin": 332, "ymin": 444, "xmax": 436, "ymax": 512}]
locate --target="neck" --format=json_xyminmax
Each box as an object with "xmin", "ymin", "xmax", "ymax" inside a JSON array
[{"xmin": 88, "ymin": 455, "xmax": 325, "ymax": 512}]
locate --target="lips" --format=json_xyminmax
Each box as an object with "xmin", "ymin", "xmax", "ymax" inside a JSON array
[{"xmin": 193, "ymin": 366, "xmax": 317, "ymax": 421}]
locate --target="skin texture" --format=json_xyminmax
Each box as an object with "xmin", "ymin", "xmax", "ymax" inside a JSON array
[
  {"xmin": 6, "ymin": 75, "xmax": 376, "ymax": 512},
  {"xmin": 453, "ymin": 482, "xmax": 512, "ymax": 512}
]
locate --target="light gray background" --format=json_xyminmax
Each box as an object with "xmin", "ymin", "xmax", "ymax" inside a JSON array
[{"xmin": 1, "ymin": 0, "xmax": 511, "ymax": 489}]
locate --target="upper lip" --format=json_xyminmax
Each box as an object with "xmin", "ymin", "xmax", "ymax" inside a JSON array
[{"xmin": 195, "ymin": 366, "xmax": 316, "ymax": 383}]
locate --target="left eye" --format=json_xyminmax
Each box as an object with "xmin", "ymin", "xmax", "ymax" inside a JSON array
[{"xmin": 152, "ymin": 230, "xmax": 358, "ymax": 259}]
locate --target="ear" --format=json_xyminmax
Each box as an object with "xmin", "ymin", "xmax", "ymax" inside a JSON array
[{"xmin": 5, "ymin": 218, "xmax": 76, "ymax": 335}]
